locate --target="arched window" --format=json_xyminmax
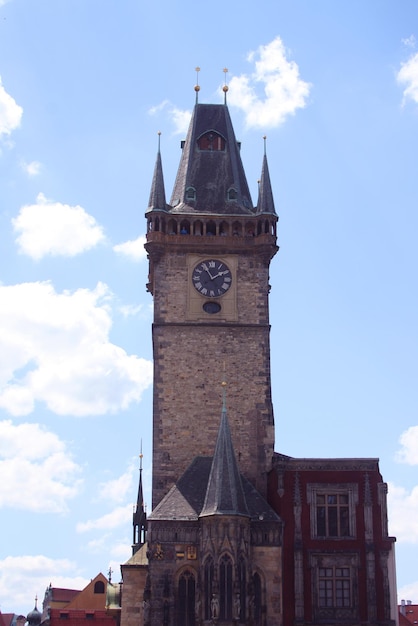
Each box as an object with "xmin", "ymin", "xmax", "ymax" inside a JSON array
[
  {"xmin": 168, "ymin": 219, "xmax": 177, "ymax": 235},
  {"xmin": 193, "ymin": 220, "xmax": 203, "ymax": 236},
  {"xmin": 227, "ymin": 187, "xmax": 237, "ymax": 201},
  {"xmin": 219, "ymin": 221, "xmax": 229, "ymax": 236},
  {"xmin": 219, "ymin": 555, "xmax": 233, "ymax": 621},
  {"xmin": 186, "ymin": 187, "xmax": 196, "ymax": 201},
  {"xmin": 238, "ymin": 558, "xmax": 246, "ymax": 622},
  {"xmin": 94, "ymin": 580, "xmax": 105, "ymax": 594},
  {"xmin": 204, "ymin": 558, "xmax": 214, "ymax": 621},
  {"xmin": 197, "ymin": 131, "xmax": 225, "ymax": 151},
  {"xmin": 232, "ymin": 221, "xmax": 242, "ymax": 236},
  {"xmin": 253, "ymin": 573, "xmax": 262, "ymax": 625},
  {"xmin": 177, "ymin": 570, "xmax": 195, "ymax": 626},
  {"xmin": 180, "ymin": 221, "xmax": 190, "ymax": 235},
  {"xmin": 206, "ymin": 220, "xmax": 216, "ymax": 236}
]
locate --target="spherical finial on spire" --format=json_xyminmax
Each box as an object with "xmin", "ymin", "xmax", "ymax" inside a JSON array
[
  {"xmin": 194, "ymin": 67, "xmax": 201, "ymax": 103},
  {"xmin": 223, "ymin": 67, "xmax": 229, "ymax": 104}
]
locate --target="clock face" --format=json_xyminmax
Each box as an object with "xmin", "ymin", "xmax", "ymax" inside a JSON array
[{"xmin": 192, "ymin": 259, "xmax": 232, "ymax": 298}]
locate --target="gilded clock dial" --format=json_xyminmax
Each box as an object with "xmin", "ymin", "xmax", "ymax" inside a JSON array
[{"xmin": 192, "ymin": 259, "xmax": 232, "ymax": 298}]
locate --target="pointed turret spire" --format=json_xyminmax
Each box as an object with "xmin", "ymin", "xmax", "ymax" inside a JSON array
[
  {"xmin": 200, "ymin": 383, "xmax": 249, "ymax": 518},
  {"xmin": 147, "ymin": 132, "xmax": 167, "ymax": 212},
  {"xmin": 132, "ymin": 443, "xmax": 147, "ymax": 554},
  {"xmin": 256, "ymin": 136, "xmax": 276, "ymax": 215}
]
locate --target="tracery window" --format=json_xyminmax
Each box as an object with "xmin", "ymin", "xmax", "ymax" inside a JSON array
[
  {"xmin": 177, "ymin": 569, "xmax": 195, "ymax": 626},
  {"xmin": 219, "ymin": 555, "xmax": 233, "ymax": 621},
  {"xmin": 238, "ymin": 558, "xmax": 246, "ymax": 622},
  {"xmin": 204, "ymin": 558, "xmax": 214, "ymax": 621}
]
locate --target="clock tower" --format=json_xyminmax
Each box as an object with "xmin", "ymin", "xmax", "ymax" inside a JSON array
[
  {"xmin": 120, "ymin": 84, "xmax": 397, "ymax": 626},
  {"xmin": 145, "ymin": 98, "xmax": 278, "ymax": 508}
]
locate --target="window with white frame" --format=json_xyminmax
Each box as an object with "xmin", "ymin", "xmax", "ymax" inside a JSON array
[{"xmin": 307, "ymin": 483, "xmax": 358, "ymax": 539}]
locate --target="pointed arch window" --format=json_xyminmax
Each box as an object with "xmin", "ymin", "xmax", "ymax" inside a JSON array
[
  {"xmin": 219, "ymin": 555, "xmax": 233, "ymax": 621},
  {"xmin": 253, "ymin": 573, "xmax": 262, "ymax": 625},
  {"xmin": 238, "ymin": 558, "xmax": 246, "ymax": 622},
  {"xmin": 177, "ymin": 570, "xmax": 195, "ymax": 626},
  {"xmin": 204, "ymin": 558, "xmax": 214, "ymax": 620},
  {"xmin": 197, "ymin": 131, "xmax": 226, "ymax": 151}
]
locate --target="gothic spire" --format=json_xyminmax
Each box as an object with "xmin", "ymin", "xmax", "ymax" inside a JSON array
[
  {"xmin": 200, "ymin": 383, "xmax": 249, "ymax": 518},
  {"xmin": 132, "ymin": 444, "xmax": 147, "ymax": 554},
  {"xmin": 147, "ymin": 132, "xmax": 167, "ymax": 212},
  {"xmin": 256, "ymin": 136, "xmax": 276, "ymax": 215}
]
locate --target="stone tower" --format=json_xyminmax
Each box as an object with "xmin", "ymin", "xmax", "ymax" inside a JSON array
[{"xmin": 145, "ymin": 101, "xmax": 278, "ymax": 507}]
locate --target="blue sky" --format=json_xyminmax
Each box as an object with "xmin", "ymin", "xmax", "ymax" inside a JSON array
[{"xmin": 1, "ymin": 0, "xmax": 418, "ymax": 616}]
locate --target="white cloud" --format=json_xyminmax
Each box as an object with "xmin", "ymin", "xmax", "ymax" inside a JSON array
[
  {"xmin": 12, "ymin": 193, "xmax": 106, "ymax": 259},
  {"xmin": 77, "ymin": 503, "xmax": 132, "ymax": 533},
  {"xmin": 148, "ymin": 100, "xmax": 192, "ymax": 135},
  {"xmin": 396, "ymin": 425, "xmax": 418, "ymax": 464},
  {"xmin": 98, "ymin": 464, "xmax": 135, "ymax": 504},
  {"xmin": 0, "ymin": 420, "xmax": 81, "ymax": 512},
  {"xmin": 21, "ymin": 160, "xmax": 42, "ymax": 177},
  {"xmin": 0, "ymin": 555, "xmax": 89, "ymax": 615},
  {"xmin": 402, "ymin": 35, "xmax": 416, "ymax": 49},
  {"xmin": 113, "ymin": 234, "xmax": 147, "ymax": 261},
  {"xmin": 0, "ymin": 281, "xmax": 153, "ymax": 416},
  {"xmin": 0, "ymin": 75, "xmax": 22, "ymax": 138},
  {"xmin": 119, "ymin": 303, "xmax": 144, "ymax": 318},
  {"xmin": 397, "ymin": 52, "xmax": 418, "ymax": 106},
  {"xmin": 387, "ymin": 481, "xmax": 418, "ymax": 543},
  {"xmin": 398, "ymin": 581, "xmax": 418, "ymax": 604},
  {"xmin": 228, "ymin": 36, "xmax": 311, "ymax": 129}
]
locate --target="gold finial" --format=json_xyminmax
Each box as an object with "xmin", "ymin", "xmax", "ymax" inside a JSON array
[
  {"xmin": 221, "ymin": 380, "xmax": 227, "ymax": 388},
  {"xmin": 223, "ymin": 67, "xmax": 229, "ymax": 104},
  {"xmin": 194, "ymin": 66, "xmax": 201, "ymax": 103}
]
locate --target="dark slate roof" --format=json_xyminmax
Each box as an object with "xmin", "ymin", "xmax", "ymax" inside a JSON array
[
  {"xmin": 169, "ymin": 104, "xmax": 255, "ymax": 215},
  {"xmin": 257, "ymin": 153, "xmax": 276, "ymax": 215},
  {"xmin": 200, "ymin": 401, "xmax": 249, "ymax": 517},
  {"xmin": 147, "ymin": 147, "xmax": 167, "ymax": 212},
  {"xmin": 148, "ymin": 456, "xmax": 280, "ymax": 523}
]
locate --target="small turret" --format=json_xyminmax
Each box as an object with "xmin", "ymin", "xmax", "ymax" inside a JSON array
[
  {"xmin": 147, "ymin": 132, "xmax": 167, "ymax": 212},
  {"xmin": 132, "ymin": 445, "xmax": 147, "ymax": 554},
  {"xmin": 256, "ymin": 136, "xmax": 276, "ymax": 215}
]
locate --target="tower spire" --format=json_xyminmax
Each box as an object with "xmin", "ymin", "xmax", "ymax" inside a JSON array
[
  {"xmin": 147, "ymin": 132, "xmax": 167, "ymax": 212},
  {"xmin": 200, "ymin": 382, "xmax": 249, "ymax": 518},
  {"xmin": 256, "ymin": 135, "xmax": 276, "ymax": 215},
  {"xmin": 132, "ymin": 441, "xmax": 147, "ymax": 554}
]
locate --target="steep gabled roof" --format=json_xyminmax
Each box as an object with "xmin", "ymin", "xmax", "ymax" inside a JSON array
[
  {"xmin": 170, "ymin": 104, "xmax": 254, "ymax": 215},
  {"xmin": 200, "ymin": 396, "xmax": 249, "ymax": 518}
]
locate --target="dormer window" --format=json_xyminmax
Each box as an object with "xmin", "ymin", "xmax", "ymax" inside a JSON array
[
  {"xmin": 227, "ymin": 187, "xmax": 237, "ymax": 201},
  {"xmin": 186, "ymin": 187, "xmax": 196, "ymax": 201},
  {"xmin": 197, "ymin": 131, "xmax": 225, "ymax": 151}
]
